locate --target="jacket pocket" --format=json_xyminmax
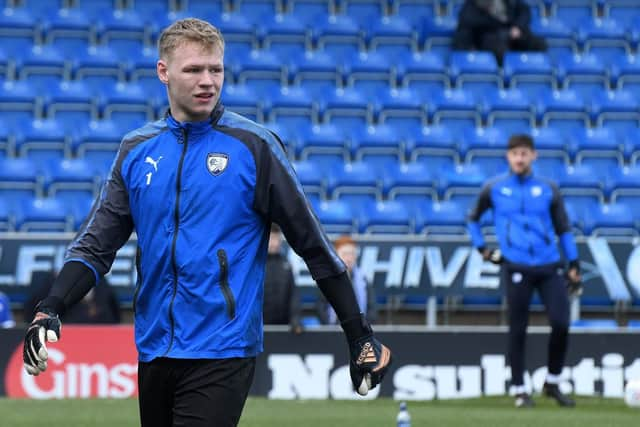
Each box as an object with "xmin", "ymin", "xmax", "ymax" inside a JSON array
[
  {"xmin": 133, "ymin": 246, "xmax": 142, "ymax": 313},
  {"xmin": 217, "ymin": 249, "xmax": 236, "ymax": 320}
]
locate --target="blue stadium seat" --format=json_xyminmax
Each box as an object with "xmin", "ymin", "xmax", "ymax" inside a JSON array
[
  {"xmin": 365, "ymin": 14, "xmax": 417, "ymax": 56},
  {"xmin": 481, "ymin": 87, "xmax": 534, "ymax": 130},
  {"xmin": 607, "ymin": 165, "xmax": 640, "ymax": 202},
  {"xmin": 349, "ymin": 123, "xmax": 402, "ymax": 166},
  {"xmin": 570, "ymin": 126, "xmax": 623, "ymax": 174},
  {"xmin": 578, "ymin": 17, "xmax": 630, "ymax": 63},
  {"xmin": 0, "ymin": 197, "xmax": 11, "ymax": 231},
  {"xmin": 222, "ymin": 83, "xmax": 262, "ymax": 122},
  {"xmin": 44, "ymin": 80, "xmax": 97, "ymax": 129},
  {"xmin": 15, "ymin": 196, "xmax": 70, "ymax": 232},
  {"xmin": 71, "ymin": 119, "xmax": 126, "ymax": 172},
  {"xmin": 0, "ymin": 47, "xmax": 8, "ymax": 79},
  {"xmin": 531, "ymin": 17, "xmax": 576, "ymax": 60},
  {"xmin": 459, "ymin": 125, "xmax": 508, "ymax": 161},
  {"xmin": 552, "ymin": 1, "xmax": 595, "ymax": 23},
  {"xmin": 382, "ymin": 161, "xmax": 436, "ymax": 201},
  {"xmin": 611, "ymin": 54, "xmax": 640, "ymax": 91},
  {"xmin": 235, "ymin": 0, "xmax": 280, "ymax": 24},
  {"xmin": 0, "ymin": 7, "xmax": 38, "ymax": 56},
  {"xmin": 556, "ymin": 165, "xmax": 604, "ymax": 206},
  {"xmin": 604, "ymin": 1, "xmax": 640, "ymax": 27},
  {"xmin": 318, "ymin": 86, "xmax": 371, "ymax": 127},
  {"xmin": 583, "ymin": 203, "xmax": 636, "ymax": 237},
  {"xmin": 68, "ymin": 191, "xmax": 95, "ymax": 230},
  {"xmin": 15, "ymin": 119, "xmax": 68, "ymax": 164},
  {"xmin": 71, "ymin": 45, "xmax": 126, "ymax": 87},
  {"xmin": 374, "ymin": 86, "xmax": 425, "ymax": 129},
  {"xmin": 0, "ymin": 157, "xmax": 40, "ymax": 203},
  {"xmin": 264, "ymin": 85, "xmax": 316, "ymax": 128},
  {"xmin": 420, "ymin": 15, "xmax": 456, "ymax": 53},
  {"xmin": 407, "ymin": 124, "xmax": 459, "ymax": 167},
  {"xmin": 287, "ymin": 49, "xmax": 340, "ymax": 98},
  {"xmin": 395, "ymin": 50, "xmax": 449, "ymax": 95},
  {"xmin": 556, "ymin": 53, "xmax": 608, "ymax": 100},
  {"xmin": 535, "ymin": 89, "xmax": 588, "ymax": 131},
  {"xmin": 339, "ymin": 0, "xmax": 386, "ymax": 27},
  {"xmin": 42, "ymin": 158, "xmax": 97, "ymax": 198},
  {"xmin": 286, "ymin": 0, "xmax": 333, "ymax": 22},
  {"xmin": 311, "ymin": 14, "xmax": 364, "ymax": 60},
  {"xmin": 257, "ymin": 12, "xmax": 309, "ymax": 56},
  {"xmin": 590, "ymin": 88, "xmax": 639, "ymax": 129},
  {"xmin": 391, "ymin": 0, "xmax": 435, "ymax": 27},
  {"xmin": 529, "ymin": 126, "xmax": 568, "ymax": 165},
  {"xmin": 449, "ymin": 51, "xmax": 501, "ymax": 98},
  {"xmin": 357, "ymin": 199, "xmax": 413, "ymax": 234},
  {"xmin": 437, "ymin": 163, "xmax": 486, "ymax": 200},
  {"xmin": 294, "ymin": 122, "xmax": 348, "ymax": 164},
  {"xmin": 0, "ymin": 80, "xmax": 39, "ymax": 123},
  {"xmin": 98, "ymin": 81, "xmax": 153, "ymax": 129},
  {"xmin": 414, "ymin": 199, "xmax": 468, "ymax": 236},
  {"xmin": 231, "ymin": 48, "xmax": 284, "ymax": 87},
  {"xmin": 428, "ymin": 88, "xmax": 480, "ymax": 128},
  {"xmin": 343, "ymin": 50, "xmax": 393, "ymax": 98},
  {"xmin": 503, "ymin": 52, "xmax": 555, "ymax": 96},
  {"xmin": 96, "ymin": 9, "xmax": 147, "ymax": 56},
  {"xmin": 0, "ymin": 119, "xmax": 10, "ymax": 157},
  {"xmin": 312, "ymin": 199, "xmax": 355, "ymax": 234},
  {"xmin": 16, "ymin": 45, "xmax": 68, "ymax": 91},
  {"xmin": 42, "ymin": 7, "xmax": 94, "ymax": 56},
  {"xmin": 326, "ymin": 161, "xmax": 380, "ymax": 201},
  {"xmin": 292, "ymin": 159, "xmax": 325, "ymax": 197}
]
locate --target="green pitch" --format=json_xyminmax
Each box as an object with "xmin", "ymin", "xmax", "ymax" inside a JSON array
[{"xmin": 0, "ymin": 396, "xmax": 637, "ymax": 427}]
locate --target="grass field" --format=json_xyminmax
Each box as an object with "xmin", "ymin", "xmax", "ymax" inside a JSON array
[{"xmin": 0, "ymin": 396, "xmax": 638, "ymax": 426}]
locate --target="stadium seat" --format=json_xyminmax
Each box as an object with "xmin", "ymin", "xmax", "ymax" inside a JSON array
[
  {"xmin": 15, "ymin": 196, "xmax": 70, "ymax": 232},
  {"xmin": 16, "ymin": 45, "xmax": 68, "ymax": 91},
  {"xmin": 570, "ymin": 126, "xmax": 623, "ymax": 174},
  {"xmin": 407, "ymin": 124, "xmax": 460, "ymax": 168},
  {"xmin": 318, "ymin": 86, "xmax": 371, "ymax": 127},
  {"xmin": 535, "ymin": 89, "xmax": 588, "ymax": 131},
  {"xmin": 42, "ymin": 7, "xmax": 95, "ymax": 55},
  {"xmin": 287, "ymin": 49, "xmax": 341, "ymax": 98},
  {"xmin": 292, "ymin": 159, "xmax": 325, "ymax": 199},
  {"xmin": 0, "ymin": 47, "xmax": 8, "ymax": 79},
  {"xmin": 414, "ymin": 199, "xmax": 468, "ymax": 236},
  {"xmin": 44, "ymin": 80, "xmax": 97, "ymax": 129},
  {"xmin": 530, "ymin": 17, "xmax": 576, "ymax": 62},
  {"xmin": 556, "ymin": 53, "xmax": 608, "ymax": 100},
  {"xmin": 71, "ymin": 119, "xmax": 127, "ymax": 173},
  {"xmin": 0, "ymin": 119, "xmax": 11, "ymax": 157},
  {"xmin": 420, "ymin": 15, "xmax": 456, "ymax": 53},
  {"xmin": 528, "ymin": 126, "xmax": 569, "ymax": 166},
  {"xmin": 481, "ymin": 87, "xmax": 533, "ymax": 129},
  {"xmin": 42, "ymin": 157, "xmax": 97, "ymax": 198},
  {"xmin": 326, "ymin": 161, "xmax": 381, "ymax": 201},
  {"xmin": 71, "ymin": 45, "xmax": 126, "ymax": 87},
  {"xmin": 365, "ymin": 14, "xmax": 417, "ymax": 56},
  {"xmin": 349, "ymin": 122, "xmax": 401, "ymax": 165},
  {"xmin": 437, "ymin": 163, "xmax": 486, "ymax": 201},
  {"xmin": 222, "ymin": 83, "xmax": 262, "ymax": 122},
  {"xmin": 578, "ymin": 17, "xmax": 630, "ymax": 63},
  {"xmin": 0, "ymin": 157, "xmax": 41, "ymax": 203},
  {"xmin": 590, "ymin": 88, "xmax": 640, "ymax": 129},
  {"xmin": 357, "ymin": 199, "xmax": 413, "ymax": 234},
  {"xmin": 231, "ymin": 48, "xmax": 285, "ymax": 88},
  {"xmin": 68, "ymin": 192, "xmax": 95, "ymax": 230},
  {"xmin": 449, "ymin": 51, "xmax": 501, "ymax": 98},
  {"xmin": 0, "ymin": 7, "xmax": 38, "ymax": 56},
  {"xmin": 96, "ymin": 9, "xmax": 147, "ymax": 57},
  {"xmin": 264, "ymin": 85, "xmax": 316, "ymax": 127},
  {"xmin": 338, "ymin": 0, "xmax": 386, "ymax": 27},
  {"xmin": 607, "ymin": 165, "xmax": 640, "ymax": 202},
  {"xmin": 257, "ymin": 12, "xmax": 309, "ymax": 57},
  {"xmin": 382, "ymin": 161, "xmax": 436, "ymax": 201},
  {"xmin": 604, "ymin": 1, "xmax": 640, "ymax": 27},
  {"xmin": 343, "ymin": 50, "xmax": 393, "ymax": 98},
  {"xmin": 583, "ymin": 203, "xmax": 637, "ymax": 236},
  {"xmin": 556, "ymin": 164, "xmax": 603, "ymax": 195},
  {"xmin": 311, "ymin": 14, "xmax": 364, "ymax": 60},
  {"xmin": 503, "ymin": 52, "xmax": 555, "ymax": 96},
  {"xmin": 97, "ymin": 81, "xmax": 153, "ymax": 129},
  {"xmin": 395, "ymin": 50, "xmax": 449, "ymax": 96},
  {"xmin": 428, "ymin": 88, "xmax": 480, "ymax": 128},
  {"xmin": 459, "ymin": 126, "xmax": 508, "ymax": 160},
  {"xmin": 0, "ymin": 79, "xmax": 41, "ymax": 122},
  {"xmin": 0, "ymin": 197, "xmax": 11, "ymax": 231},
  {"xmin": 391, "ymin": 0, "xmax": 435, "ymax": 27},
  {"xmin": 312, "ymin": 199, "xmax": 355, "ymax": 234},
  {"xmin": 293, "ymin": 122, "xmax": 348, "ymax": 164},
  {"xmin": 374, "ymin": 86, "xmax": 425, "ymax": 128},
  {"xmin": 15, "ymin": 118, "xmax": 68, "ymax": 162}
]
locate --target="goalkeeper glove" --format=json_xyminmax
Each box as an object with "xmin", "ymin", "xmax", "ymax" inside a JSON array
[
  {"xmin": 342, "ymin": 316, "xmax": 392, "ymax": 396},
  {"xmin": 23, "ymin": 299, "xmax": 62, "ymax": 376},
  {"xmin": 566, "ymin": 260, "xmax": 582, "ymax": 298}
]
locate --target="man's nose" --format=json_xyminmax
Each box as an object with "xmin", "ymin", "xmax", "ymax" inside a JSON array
[{"xmin": 199, "ymin": 72, "xmax": 214, "ymax": 86}]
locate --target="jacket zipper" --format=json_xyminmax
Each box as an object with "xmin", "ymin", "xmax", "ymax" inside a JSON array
[
  {"xmin": 133, "ymin": 246, "xmax": 142, "ymax": 313},
  {"xmin": 519, "ymin": 179, "xmax": 534, "ymax": 255},
  {"xmin": 164, "ymin": 127, "xmax": 189, "ymax": 356},
  {"xmin": 217, "ymin": 249, "xmax": 236, "ymax": 319}
]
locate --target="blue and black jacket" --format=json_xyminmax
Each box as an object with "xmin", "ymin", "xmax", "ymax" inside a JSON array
[
  {"xmin": 54, "ymin": 103, "xmax": 348, "ymax": 361},
  {"xmin": 467, "ymin": 172, "xmax": 578, "ymax": 267}
]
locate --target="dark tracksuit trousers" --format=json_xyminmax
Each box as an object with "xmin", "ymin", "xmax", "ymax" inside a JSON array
[
  {"xmin": 502, "ymin": 262, "xmax": 570, "ymax": 386},
  {"xmin": 138, "ymin": 357, "xmax": 256, "ymax": 427}
]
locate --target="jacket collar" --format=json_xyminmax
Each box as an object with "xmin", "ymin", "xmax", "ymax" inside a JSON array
[{"xmin": 165, "ymin": 102, "xmax": 225, "ymax": 140}]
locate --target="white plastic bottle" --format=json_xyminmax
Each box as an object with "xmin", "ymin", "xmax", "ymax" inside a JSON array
[{"xmin": 396, "ymin": 401, "xmax": 411, "ymax": 427}]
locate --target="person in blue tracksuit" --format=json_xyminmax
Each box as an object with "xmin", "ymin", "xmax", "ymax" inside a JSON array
[
  {"xmin": 22, "ymin": 18, "xmax": 391, "ymax": 427},
  {"xmin": 467, "ymin": 134, "xmax": 581, "ymax": 408}
]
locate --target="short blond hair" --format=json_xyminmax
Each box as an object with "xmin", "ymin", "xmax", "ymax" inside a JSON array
[{"xmin": 158, "ymin": 18, "xmax": 225, "ymax": 60}]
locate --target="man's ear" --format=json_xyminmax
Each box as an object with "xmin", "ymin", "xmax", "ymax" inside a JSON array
[{"xmin": 157, "ymin": 59, "xmax": 169, "ymax": 84}]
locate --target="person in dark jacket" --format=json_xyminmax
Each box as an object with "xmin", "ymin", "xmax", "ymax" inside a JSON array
[
  {"xmin": 467, "ymin": 134, "xmax": 581, "ymax": 408},
  {"xmin": 453, "ymin": 0, "xmax": 547, "ymax": 65},
  {"xmin": 22, "ymin": 18, "xmax": 391, "ymax": 427},
  {"xmin": 263, "ymin": 223, "xmax": 301, "ymax": 331}
]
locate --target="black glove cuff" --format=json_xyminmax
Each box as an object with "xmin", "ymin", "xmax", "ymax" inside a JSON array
[
  {"xmin": 35, "ymin": 296, "xmax": 64, "ymax": 317},
  {"xmin": 341, "ymin": 314, "xmax": 372, "ymax": 343},
  {"xmin": 568, "ymin": 259, "xmax": 580, "ymax": 272}
]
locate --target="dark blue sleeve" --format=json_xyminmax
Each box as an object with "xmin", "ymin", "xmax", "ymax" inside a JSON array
[
  {"xmin": 549, "ymin": 183, "xmax": 578, "ymax": 261},
  {"xmin": 467, "ymin": 183, "xmax": 493, "ymax": 249}
]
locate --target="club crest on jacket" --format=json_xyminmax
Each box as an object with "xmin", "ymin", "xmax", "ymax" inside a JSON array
[{"xmin": 206, "ymin": 153, "xmax": 229, "ymax": 176}]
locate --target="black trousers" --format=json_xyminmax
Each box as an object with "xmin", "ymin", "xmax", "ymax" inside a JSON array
[
  {"xmin": 138, "ymin": 357, "xmax": 256, "ymax": 427},
  {"xmin": 503, "ymin": 262, "xmax": 570, "ymax": 386},
  {"xmin": 479, "ymin": 29, "xmax": 548, "ymax": 66}
]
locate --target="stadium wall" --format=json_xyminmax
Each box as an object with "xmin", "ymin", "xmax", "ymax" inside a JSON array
[{"xmin": 1, "ymin": 326, "xmax": 639, "ymax": 400}]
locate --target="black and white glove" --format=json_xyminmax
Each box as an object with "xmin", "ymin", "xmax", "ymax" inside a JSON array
[
  {"xmin": 343, "ymin": 316, "xmax": 392, "ymax": 396},
  {"xmin": 481, "ymin": 247, "xmax": 503, "ymax": 265},
  {"xmin": 23, "ymin": 303, "xmax": 62, "ymax": 376}
]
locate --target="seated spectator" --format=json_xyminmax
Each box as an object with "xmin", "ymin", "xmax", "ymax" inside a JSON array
[
  {"xmin": 0, "ymin": 291, "xmax": 16, "ymax": 328},
  {"xmin": 320, "ymin": 236, "xmax": 377, "ymax": 325},
  {"xmin": 263, "ymin": 224, "xmax": 302, "ymax": 332},
  {"xmin": 453, "ymin": 0, "xmax": 547, "ymax": 66}
]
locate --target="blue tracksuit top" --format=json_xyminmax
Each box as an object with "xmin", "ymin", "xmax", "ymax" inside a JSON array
[
  {"xmin": 467, "ymin": 172, "xmax": 578, "ymax": 266},
  {"xmin": 65, "ymin": 104, "xmax": 345, "ymax": 362}
]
